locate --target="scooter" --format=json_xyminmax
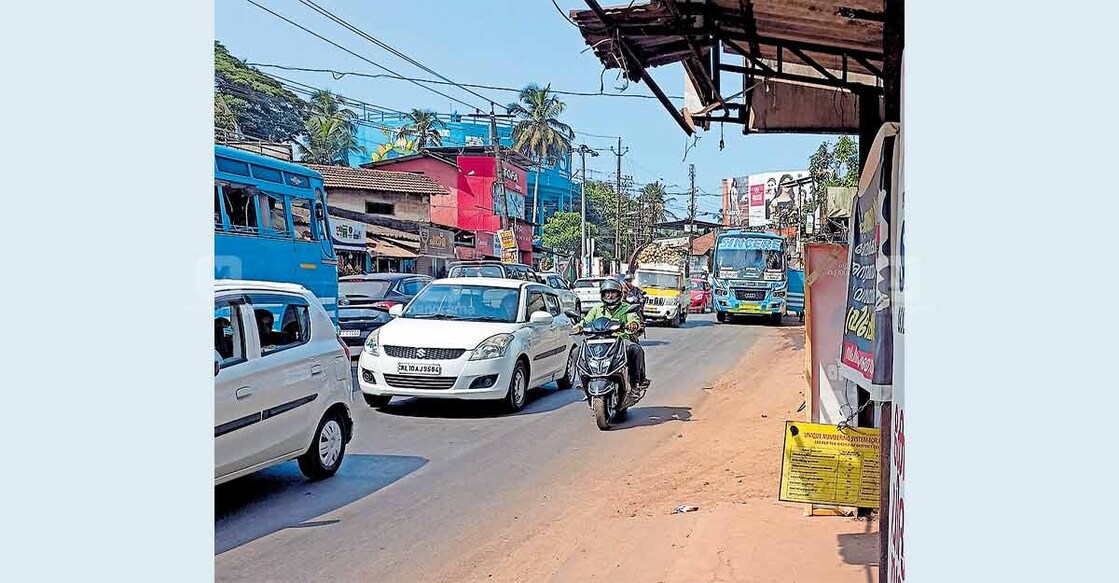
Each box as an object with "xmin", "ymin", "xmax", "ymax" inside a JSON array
[{"xmin": 571, "ymin": 303, "xmax": 648, "ymax": 430}]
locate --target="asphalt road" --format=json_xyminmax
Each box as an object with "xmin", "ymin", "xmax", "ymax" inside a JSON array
[{"xmin": 215, "ymin": 312, "xmax": 779, "ymax": 582}]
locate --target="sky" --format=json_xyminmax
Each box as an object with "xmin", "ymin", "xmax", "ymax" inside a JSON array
[{"xmin": 215, "ymin": 0, "xmax": 845, "ymax": 221}]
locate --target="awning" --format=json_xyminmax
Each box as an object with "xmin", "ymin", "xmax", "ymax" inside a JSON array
[{"xmin": 367, "ymin": 239, "xmax": 417, "ymax": 259}]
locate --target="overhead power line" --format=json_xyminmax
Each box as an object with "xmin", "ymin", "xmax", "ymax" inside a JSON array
[
  {"xmin": 295, "ymin": 0, "xmax": 502, "ymax": 108},
  {"xmin": 246, "ymin": 63, "xmax": 683, "ymax": 101},
  {"xmin": 241, "ymin": 0, "xmax": 488, "ymax": 112}
]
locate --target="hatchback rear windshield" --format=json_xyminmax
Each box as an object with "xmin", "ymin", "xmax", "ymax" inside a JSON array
[
  {"xmin": 340, "ymin": 281, "xmax": 392, "ymax": 300},
  {"xmin": 448, "ymin": 265, "xmax": 504, "ymax": 278},
  {"xmin": 573, "ymin": 279, "xmax": 602, "ymax": 288}
]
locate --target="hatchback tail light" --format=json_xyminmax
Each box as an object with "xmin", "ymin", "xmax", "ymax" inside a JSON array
[
  {"xmin": 337, "ymin": 334, "xmax": 351, "ymax": 360},
  {"xmin": 371, "ymin": 300, "xmax": 399, "ymax": 311}
]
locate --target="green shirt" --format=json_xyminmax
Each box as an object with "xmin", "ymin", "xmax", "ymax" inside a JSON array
[{"xmin": 581, "ymin": 303, "xmax": 640, "ymax": 339}]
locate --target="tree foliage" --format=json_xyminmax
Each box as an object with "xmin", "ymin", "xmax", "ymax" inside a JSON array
[
  {"xmin": 541, "ymin": 211, "xmax": 591, "ymax": 257},
  {"xmin": 507, "ymin": 84, "xmax": 575, "ymax": 166},
  {"xmin": 214, "ymin": 41, "xmax": 306, "ymax": 141},
  {"xmin": 297, "ymin": 90, "xmax": 365, "ymax": 166},
  {"xmin": 395, "ymin": 109, "xmax": 446, "ymax": 152}
]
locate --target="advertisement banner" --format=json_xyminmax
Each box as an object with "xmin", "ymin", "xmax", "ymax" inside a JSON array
[
  {"xmin": 497, "ymin": 229, "xmax": 517, "ymax": 250},
  {"xmin": 418, "ymin": 226, "xmax": 455, "ymax": 258},
  {"xmin": 839, "ymin": 124, "xmax": 899, "ymax": 389},
  {"xmin": 804, "ymin": 243, "xmax": 850, "ymax": 425},
  {"xmin": 725, "ymin": 171, "xmax": 812, "ymax": 227},
  {"xmin": 330, "ymin": 217, "xmax": 365, "ymax": 252},
  {"xmin": 778, "ymin": 421, "xmax": 881, "ymax": 509},
  {"xmin": 887, "ymin": 76, "xmax": 906, "ymax": 582}
]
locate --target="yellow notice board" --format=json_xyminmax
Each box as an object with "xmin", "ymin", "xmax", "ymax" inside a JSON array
[{"xmin": 779, "ymin": 421, "xmax": 880, "ymax": 509}]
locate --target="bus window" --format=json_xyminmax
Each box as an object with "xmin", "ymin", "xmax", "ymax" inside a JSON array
[
  {"xmin": 289, "ymin": 197, "xmax": 315, "ymax": 241},
  {"xmin": 262, "ymin": 193, "xmax": 289, "ymax": 237},
  {"xmin": 222, "ymin": 185, "xmax": 258, "ymax": 232},
  {"xmin": 314, "ymin": 189, "xmax": 329, "ymax": 242},
  {"xmin": 214, "ymin": 185, "xmax": 224, "ymax": 229}
]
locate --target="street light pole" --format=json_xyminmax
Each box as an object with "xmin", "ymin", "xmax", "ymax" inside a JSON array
[{"xmin": 577, "ymin": 144, "xmax": 598, "ymax": 278}]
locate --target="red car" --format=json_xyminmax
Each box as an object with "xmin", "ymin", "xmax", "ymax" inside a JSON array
[{"xmin": 688, "ymin": 278, "xmax": 712, "ymax": 313}]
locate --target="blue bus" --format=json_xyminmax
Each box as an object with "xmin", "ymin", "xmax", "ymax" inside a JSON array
[
  {"xmin": 214, "ymin": 145, "xmax": 339, "ymax": 321},
  {"xmin": 710, "ymin": 230, "xmax": 789, "ymax": 324}
]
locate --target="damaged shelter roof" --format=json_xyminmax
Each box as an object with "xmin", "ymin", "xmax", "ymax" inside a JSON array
[
  {"xmin": 302, "ymin": 164, "xmax": 449, "ymax": 197},
  {"xmin": 569, "ymin": 1, "xmax": 893, "ymax": 135}
]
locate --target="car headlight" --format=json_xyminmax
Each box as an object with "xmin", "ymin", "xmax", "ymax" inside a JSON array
[
  {"xmin": 772, "ymin": 290, "xmax": 786, "ymax": 298},
  {"xmin": 715, "ymin": 287, "xmax": 728, "ymax": 296},
  {"xmin": 470, "ymin": 333, "xmax": 514, "ymax": 361},
  {"xmin": 363, "ymin": 329, "xmax": 381, "ymax": 356}
]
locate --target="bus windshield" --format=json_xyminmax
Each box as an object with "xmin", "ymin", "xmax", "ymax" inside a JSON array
[{"xmin": 713, "ymin": 236, "xmax": 786, "ymax": 277}]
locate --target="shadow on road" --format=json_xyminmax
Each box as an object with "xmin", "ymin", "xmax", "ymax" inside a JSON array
[
  {"xmin": 373, "ymin": 386, "xmax": 583, "ymax": 419},
  {"xmin": 682, "ymin": 318, "xmax": 716, "ymax": 329},
  {"xmin": 614, "ymin": 405, "xmax": 692, "ymax": 429},
  {"xmin": 638, "ymin": 339, "xmax": 670, "ymax": 347},
  {"xmin": 215, "ymin": 454, "xmax": 427, "ymax": 554}
]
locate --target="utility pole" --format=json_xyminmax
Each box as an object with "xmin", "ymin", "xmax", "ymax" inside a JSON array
[
  {"xmin": 610, "ymin": 137, "xmax": 628, "ymax": 269},
  {"xmin": 577, "ymin": 144, "xmax": 598, "ymax": 278},
  {"xmin": 489, "ymin": 104, "xmax": 510, "ymax": 231},
  {"xmin": 688, "ymin": 164, "xmax": 696, "ymax": 278}
]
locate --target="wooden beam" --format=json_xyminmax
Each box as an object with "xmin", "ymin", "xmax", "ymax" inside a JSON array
[
  {"xmin": 786, "ymin": 45, "xmax": 840, "ymax": 82},
  {"xmin": 584, "ymin": 0, "xmax": 694, "ymax": 135}
]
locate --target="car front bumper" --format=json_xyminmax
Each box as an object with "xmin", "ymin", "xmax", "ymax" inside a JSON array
[
  {"xmin": 357, "ymin": 350, "xmax": 515, "ymax": 400},
  {"xmin": 643, "ymin": 304, "xmax": 681, "ymax": 321}
]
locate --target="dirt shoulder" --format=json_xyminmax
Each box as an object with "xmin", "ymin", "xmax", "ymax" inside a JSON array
[{"xmin": 433, "ymin": 324, "xmax": 878, "ymax": 583}]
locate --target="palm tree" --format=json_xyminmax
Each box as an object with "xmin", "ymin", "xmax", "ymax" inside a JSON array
[
  {"xmin": 298, "ymin": 90, "xmax": 365, "ymax": 165},
  {"xmin": 394, "ymin": 109, "xmax": 446, "ymax": 152},
  {"xmin": 507, "ymin": 84, "xmax": 575, "ymax": 226}
]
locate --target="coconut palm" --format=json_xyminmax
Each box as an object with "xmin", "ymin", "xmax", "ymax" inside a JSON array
[
  {"xmin": 297, "ymin": 90, "xmax": 365, "ymax": 165},
  {"xmin": 394, "ymin": 109, "xmax": 446, "ymax": 152},
  {"xmin": 507, "ymin": 84, "xmax": 575, "ymax": 226}
]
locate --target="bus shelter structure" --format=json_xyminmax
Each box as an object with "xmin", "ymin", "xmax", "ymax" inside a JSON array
[{"xmin": 568, "ymin": 2, "xmax": 903, "ymax": 581}]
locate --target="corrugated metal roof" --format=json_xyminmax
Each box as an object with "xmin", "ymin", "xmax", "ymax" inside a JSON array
[{"xmin": 302, "ymin": 164, "xmax": 448, "ymax": 197}]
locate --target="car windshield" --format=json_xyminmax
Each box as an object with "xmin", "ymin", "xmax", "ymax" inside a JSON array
[
  {"xmin": 573, "ymin": 279, "xmax": 601, "ymax": 288},
  {"xmin": 634, "ymin": 271, "xmax": 681, "ymax": 289},
  {"xmin": 339, "ymin": 281, "xmax": 392, "ymax": 300},
  {"xmin": 448, "ymin": 265, "xmax": 504, "ymax": 278},
  {"xmin": 689, "ymin": 280, "xmax": 706, "ymax": 290},
  {"xmin": 403, "ymin": 284, "xmax": 520, "ymax": 322}
]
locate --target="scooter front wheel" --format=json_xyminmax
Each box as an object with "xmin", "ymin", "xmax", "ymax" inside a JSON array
[{"xmin": 590, "ymin": 394, "xmax": 615, "ymax": 430}]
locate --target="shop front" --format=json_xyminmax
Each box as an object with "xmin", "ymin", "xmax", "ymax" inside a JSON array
[{"xmin": 330, "ymin": 216, "xmax": 368, "ymax": 276}]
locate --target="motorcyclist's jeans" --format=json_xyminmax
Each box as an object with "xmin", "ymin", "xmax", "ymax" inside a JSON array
[{"xmin": 625, "ymin": 341, "xmax": 647, "ymax": 385}]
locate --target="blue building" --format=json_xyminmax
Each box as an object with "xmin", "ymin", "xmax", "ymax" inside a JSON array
[{"xmin": 348, "ymin": 112, "xmax": 575, "ymax": 233}]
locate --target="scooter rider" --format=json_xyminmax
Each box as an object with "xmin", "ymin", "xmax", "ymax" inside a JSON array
[{"xmin": 572, "ymin": 279, "xmax": 651, "ymax": 389}]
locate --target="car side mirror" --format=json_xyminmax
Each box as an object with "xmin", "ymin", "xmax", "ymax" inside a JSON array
[
  {"xmin": 530, "ymin": 311, "xmax": 553, "ymax": 325},
  {"xmin": 214, "ymin": 350, "xmax": 221, "ymax": 377},
  {"xmin": 564, "ymin": 310, "xmax": 580, "ymax": 321},
  {"xmin": 388, "ymin": 304, "xmax": 404, "ymax": 317}
]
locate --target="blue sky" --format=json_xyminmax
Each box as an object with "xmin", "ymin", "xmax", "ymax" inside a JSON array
[{"xmin": 216, "ymin": 0, "xmax": 844, "ymax": 220}]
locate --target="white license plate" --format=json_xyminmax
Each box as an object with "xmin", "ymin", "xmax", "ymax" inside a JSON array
[
  {"xmin": 340, "ymin": 329, "xmax": 361, "ymax": 338},
  {"xmin": 397, "ymin": 362, "xmax": 441, "ymax": 375}
]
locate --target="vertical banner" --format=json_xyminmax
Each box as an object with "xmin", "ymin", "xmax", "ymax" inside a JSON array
[
  {"xmin": 887, "ymin": 64, "xmax": 906, "ymax": 582},
  {"xmin": 804, "ymin": 243, "xmax": 850, "ymax": 425},
  {"xmin": 839, "ymin": 123, "xmax": 900, "ymax": 389}
]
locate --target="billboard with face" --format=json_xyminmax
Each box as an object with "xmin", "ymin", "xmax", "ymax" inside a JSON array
[{"xmin": 725, "ymin": 170, "xmax": 811, "ymax": 227}]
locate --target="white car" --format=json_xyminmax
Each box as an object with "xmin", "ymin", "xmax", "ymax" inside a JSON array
[
  {"xmin": 214, "ymin": 280, "xmax": 354, "ymax": 486},
  {"xmin": 539, "ymin": 272, "xmax": 581, "ymax": 313},
  {"xmin": 357, "ymin": 278, "xmax": 581, "ymax": 412},
  {"xmin": 572, "ymin": 277, "xmax": 607, "ymax": 314}
]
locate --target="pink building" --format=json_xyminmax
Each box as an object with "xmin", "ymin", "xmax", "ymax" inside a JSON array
[{"xmin": 364, "ymin": 149, "xmax": 534, "ymax": 264}]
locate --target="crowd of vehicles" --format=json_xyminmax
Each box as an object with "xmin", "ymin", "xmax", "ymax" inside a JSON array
[{"xmin": 214, "ymin": 147, "xmax": 807, "ymax": 485}]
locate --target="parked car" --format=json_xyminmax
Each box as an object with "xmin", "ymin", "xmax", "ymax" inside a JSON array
[
  {"xmin": 338, "ymin": 305, "xmax": 393, "ymax": 357},
  {"xmin": 338, "ymin": 273, "xmax": 432, "ymax": 310},
  {"xmin": 539, "ymin": 272, "xmax": 581, "ymax": 313},
  {"xmin": 572, "ymin": 277, "xmax": 607, "ymax": 314},
  {"xmin": 446, "ymin": 260, "xmax": 544, "ymax": 283},
  {"xmin": 357, "ymin": 278, "xmax": 582, "ymax": 412},
  {"xmin": 689, "ymin": 277, "xmax": 713, "ymax": 313},
  {"xmin": 214, "ymin": 280, "xmax": 354, "ymax": 485}
]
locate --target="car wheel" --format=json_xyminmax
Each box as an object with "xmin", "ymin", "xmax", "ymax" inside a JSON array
[
  {"xmin": 504, "ymin": 359, "xmax": 529, "ymax": 413},
  {"xmin": 716, "ymin": 311, "xmax": 727, "ymax": 323},
  {"xmin": 363, "ymin": 394, "xmax": 391, "ymax": 408},
  {"xmin": 556, "ymin": 346, "xmax": 579, "ymax": 390},
  {"xmin": 297, "ymin": 411, "xmax": 347, "ymax": 481}
]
